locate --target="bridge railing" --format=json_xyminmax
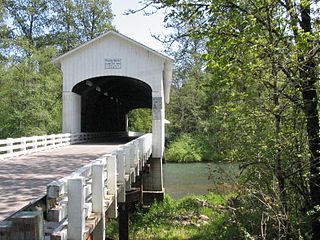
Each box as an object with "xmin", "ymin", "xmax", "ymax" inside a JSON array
[
  {"xmin": 0, "ymin": 132, "xmax": 126, "ymax": 160},
  {"xmin": 45, "ymin": 133, "xmax": 152, "ymax": 239}
]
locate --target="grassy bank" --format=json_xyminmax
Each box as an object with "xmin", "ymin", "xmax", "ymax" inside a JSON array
[{"xmin": 106, "ymin": 193, "xmax": 243, "ymax": 240}]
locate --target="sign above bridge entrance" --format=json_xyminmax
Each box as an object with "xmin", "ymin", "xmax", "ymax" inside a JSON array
[{"xmin": 105, "ymin": 58, "xmax": 122, "ymax": 69}]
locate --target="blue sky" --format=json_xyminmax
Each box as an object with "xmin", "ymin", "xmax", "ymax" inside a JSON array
[{"xmin": 111, "ymin": 0, "xmax": 170, "ymax": 52}]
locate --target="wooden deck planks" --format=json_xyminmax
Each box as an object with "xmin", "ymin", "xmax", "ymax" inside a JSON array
[{"xmin": 0, "ymin": 141, "xmax": 124, "ymax": 221}]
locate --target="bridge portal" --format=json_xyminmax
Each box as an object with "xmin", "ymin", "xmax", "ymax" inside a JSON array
[
  {"xmin": 53, "ymin": 31, "xmax": 173, "ymax": 195},
  {"xmin": 72, "ymin": 76, "xmax": 152, "ymax": 133}
]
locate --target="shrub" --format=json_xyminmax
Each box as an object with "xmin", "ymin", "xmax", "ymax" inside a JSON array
[{"xmin": 165, "ymin": 133, "xmax": 202, "ymax": 162}]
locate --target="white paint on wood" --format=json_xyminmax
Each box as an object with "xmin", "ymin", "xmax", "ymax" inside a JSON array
[
  {"xmin": 92, "ymin": 163, "xmax": 105, "ymax": 214},
  {"xmin": 0, "ymin": 132, "xmax": 114, "ymax": 160},
  {"xmin": 116, "ymin": 148, "xmax": 126, "ymax": 203},
  {"xmin": 106, "ymin": 155, "xmax": 118, "ymax": 218},
  {"xmin": 62, "ymin": 92, "xmax": 81, "ymax": 133},
  {"xmin": 152, "ymin": 91, "xmax": 165, "ymax": 159},
  {"xmin": 67, "ymin": 177, "xmax": 85, "ymax": 240},
  {"xmin": 53, "ymin": 31, "xmax": 172, "ymax": 160},
  {"xmin": 53, "ymin": 31, "xmax": 172, "ymax": 102}
]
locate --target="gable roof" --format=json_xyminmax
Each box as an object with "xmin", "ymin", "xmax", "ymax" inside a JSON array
[
  {"xmin": 53, "ymin": 30, "xmax": 173, "ymax": 103},
  {"xmin": 53, "ymin": 30, "xmax": 173, "ymax": 64}
]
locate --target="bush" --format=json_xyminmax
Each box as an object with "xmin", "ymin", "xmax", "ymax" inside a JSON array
[{"xmin": 165, "ymin": 133, "xmax": 202, "ymax": 162}]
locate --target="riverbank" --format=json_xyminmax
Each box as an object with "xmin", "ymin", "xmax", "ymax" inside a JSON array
[{"xmin": 107, "ymin": 193, "xmax": 242, "ymax": 240}]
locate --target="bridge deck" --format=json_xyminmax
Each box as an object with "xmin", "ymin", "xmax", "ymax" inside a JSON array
[{"xmin": 0, "ymin": 140, "xmax": 128, "ymax": 221}]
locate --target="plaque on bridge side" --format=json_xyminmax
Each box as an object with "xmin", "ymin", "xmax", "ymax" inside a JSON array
[
  {"xmin": 105, "ymin": 59, "xmax": 121, "ymax": 69},
  {"xmin": 152, "ymin": 97, "xmax": 162, "ymax": 120}
]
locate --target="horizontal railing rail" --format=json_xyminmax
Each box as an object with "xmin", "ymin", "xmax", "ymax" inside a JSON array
[
  {"xmin": 0, "ymin": 132, "xmax": 132, "ymax": 160},
  {"xmin": 0, "ymin": 133, "xmax": 152, "ymax": 240},
  {"xmin": 45, "ymin": 133, "xmax": 152, "ymax": 239}
]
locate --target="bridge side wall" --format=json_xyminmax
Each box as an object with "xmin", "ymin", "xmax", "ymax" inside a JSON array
[{"xmin": 63, "ymin": 92, "xmax": 81, "ymax": 133}]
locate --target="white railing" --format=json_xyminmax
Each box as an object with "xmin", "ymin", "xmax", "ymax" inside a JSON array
[
  {"xmin": 0, "ymin": 132, "xmax": 128, "ymax": 160},
  {"xmin": 46, "ymin": 133, "xmax": 152, "ymax": 240}
]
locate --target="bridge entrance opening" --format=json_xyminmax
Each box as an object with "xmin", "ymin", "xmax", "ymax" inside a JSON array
[{"xmin": 72, "ymin": 76, "xmax": 152, "ymax": 133}]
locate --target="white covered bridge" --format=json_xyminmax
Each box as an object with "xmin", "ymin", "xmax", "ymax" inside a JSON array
[{"xmin": 0, "ymin": 31, "xmax": 173, "ymax": 240}]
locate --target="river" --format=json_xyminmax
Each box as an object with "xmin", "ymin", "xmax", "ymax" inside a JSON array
[{"xmin": 163, "ymin": 162, "xmax": 238, "ymax": 199}]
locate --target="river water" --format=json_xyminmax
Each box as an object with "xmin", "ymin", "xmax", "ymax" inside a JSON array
[{"xmin": 163, "ymin": 162, "xmax": 238, "ymax": 199}]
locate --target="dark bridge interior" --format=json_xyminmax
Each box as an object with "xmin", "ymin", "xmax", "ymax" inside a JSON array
[{"xmin": 72, "ymin": 76, "xmax": 152, "ymax": 132}]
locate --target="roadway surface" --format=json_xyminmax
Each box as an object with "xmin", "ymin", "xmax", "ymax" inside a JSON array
[{"xmin": 0, "ymin": 139, "xmax": 130, "ymax": 221}]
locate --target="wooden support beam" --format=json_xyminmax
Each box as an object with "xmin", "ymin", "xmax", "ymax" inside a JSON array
[
  {"xmin": 0, "ymin": 221, "xmax": 12, "ymax": 240},
  {"xmin": 118, "ymin": 203, "xmax": 128, "ymax": 240},
  {"xmin": 10, "ymin": 211, "xmax": 44, "ymax": 240}
]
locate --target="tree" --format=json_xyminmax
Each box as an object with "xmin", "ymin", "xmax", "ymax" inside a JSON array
[
  {"xmin": 0, "ymin": 0, "xmax": 114, "ymax": 138},
  {"xmin": 51, "ymin": 0, "xmax": 114, "ymax": 53},
  {"xmin": 140, "ymin": 0, "xmax": 320, "ymax": 238}
]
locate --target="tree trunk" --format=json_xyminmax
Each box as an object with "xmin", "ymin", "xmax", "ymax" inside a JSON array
[
  {"xmin": 301, "ymin": 64, "xmax": 320, "ymax": 240},
  {"xmin": 298, "ymin": 3, "xmax": 320, "ymax": 239}
]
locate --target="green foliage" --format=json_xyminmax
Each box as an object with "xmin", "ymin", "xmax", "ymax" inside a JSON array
[
  {"xmin": 0, "ymin": 0, "xmax": 114, "ymax": 138},
  {"xmin": 0, "ymin": 46, "xmax": 62, "ymax": 138},
  {"xmin": 50, "ymin": 0, "xmax": 114, "ymax": 53},
  {"xmin": 140, "ymin": 0, "xmax": 320, "ymax": 237},
  {"xmin": 128, "ymin": 108, "xmax": 152, "ymax": 133},
  {"xmin": 124, "ymin": 193, "xmax": 243, "ymax": 240},
  {"xmin": 165, "ymin": 133, "xmax": 202, "ymax": 162}
]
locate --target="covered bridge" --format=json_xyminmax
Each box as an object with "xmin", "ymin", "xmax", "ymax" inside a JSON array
[{"xmin": 53, "ymin": 30, "xmax": 173, "ymax": 195}]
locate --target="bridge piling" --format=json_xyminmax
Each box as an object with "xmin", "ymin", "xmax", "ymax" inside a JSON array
[
  {"xmin": 118, "ymin": 203, "xmax": 129, "ymax": 240},
  {"xmin": 0, "ymin": 221, "xmax": 12, "ymax": 240}
]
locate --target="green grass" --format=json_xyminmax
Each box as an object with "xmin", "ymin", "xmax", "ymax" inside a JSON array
[{"xmin": 106, "ymin": 193, "xmax": 243, "ymax": 240}]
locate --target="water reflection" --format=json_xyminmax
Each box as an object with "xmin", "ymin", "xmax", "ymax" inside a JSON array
[{"xmin": 163, "ymin": 162, "xmax": 239, "ymax": 199}]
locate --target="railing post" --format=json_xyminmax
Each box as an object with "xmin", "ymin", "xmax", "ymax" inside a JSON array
[
  {"xmin": 68, "ymin": 176, "xmax": 85, "ymax": 240},
  {"xmin": 106, "ymin": 155, "xmax": 118, "ymax": 218},
  {"xmin": 20, "ymin": 137, "xmax": 26, "ymax": 154},
  {"xmin": 59, "ymin": 134, "xmax": 63, "ymax": 146},
  {"xmin": 117, "ymin": 148, "xmax": 126, "ymax": 203},
  {"xmin": 124, "ymin": 144, "xmax": 131, "ymax": 176},
  {"xmin": 44, "ymin": 136, "xmax": 48, "ymax": 149},
  {"xmin": 138, "ymin": 138, "xmax": 144, "ymax": 171},
  {"xmin": 92, "ymin": 162, "xmax": 105, "ymax": 240},
  {"xmin": 134, "ymin": 141, "xmax": 140, "ymax": 176},
  {"xmin": 124, "ymin": 144, "xmax": 132, "ymax": 191},
  {"xmin": 129, "ymin": 143, "xmax": 136, "ymax": 182},
  {"xmin": 51, "ymin": 135, "xmax": 56, "ymax": 147},
  {"xmin": 32, "ymin": 136, "xmax": 37, "ymax": 151},
  {"xmin": 66, "ymin": 133, "xmax": 71, "ymax": 145},
  {"xmin": 7, "ymin": 138, "xmax": 13, "ymax": 157}
]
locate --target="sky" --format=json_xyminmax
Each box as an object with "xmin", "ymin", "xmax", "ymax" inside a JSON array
[{"xmin": 110, "ymin": 0, "xmax": 170, "ymax": 53}]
